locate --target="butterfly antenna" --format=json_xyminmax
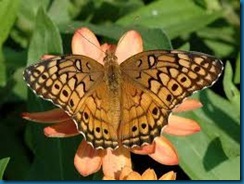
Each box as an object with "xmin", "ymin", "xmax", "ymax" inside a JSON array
[{"xmin": 78, "ymin": 29, "xmax": 106, "ymax": 54}]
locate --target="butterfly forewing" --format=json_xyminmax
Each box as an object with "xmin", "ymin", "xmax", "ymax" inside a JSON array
[
  {"xmin": 121, "ymin": 50, "xmax": 223, "ymax": 111},
  {"xmin": 24, "ymin": 55, "xmax": 104, "ymax": 116}
]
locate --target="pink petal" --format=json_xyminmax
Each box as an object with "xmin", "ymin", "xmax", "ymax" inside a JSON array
[
  {"xmin": 43, "ymin": 119, "xmax": 79, "ymax": 137},
  {"xmin": 164, "ymin": 115, "xmax": 201, "ymax": 136},
  {"xmin": 173, "ymin": 99, "xmax": 202, "ymax": 113},
  {"xmin": 71, "ymin": 27, "xmax": 103, "ymax": 63},
  {"xmin": 102, "ymin": 147, "xmax": 132, "ymax": 179},
  {"xmin": 131, "ymin": 143, "xmax": 155, "ymax": 155},
  {"xmin": 74, "ymin": 140, "xmax": 103, "ymax": 177},
  {"xmin": 149, "ymin": 137, "xmax": 178, "ymax": 165},
  {"xmin": 22, "ymin": 109, "xmax": 70, "ymax": 123},
  {"xmin": 115, "ymin": 30, "xmax": 143, "ymax": 64}
]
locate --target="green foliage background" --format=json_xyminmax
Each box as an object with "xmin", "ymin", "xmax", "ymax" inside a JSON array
[{"xmin": 0, "ymin": 0, "xmax": 240, "ymax": 180}]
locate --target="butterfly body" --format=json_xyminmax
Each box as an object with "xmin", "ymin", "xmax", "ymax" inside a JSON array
[
  {"xmin": 24, "ymin": 50, "xmax": 223, "ymax": 150},
  {"xmin": 103, "ymin": 51, "xmax": 122, "ymax": 141}
]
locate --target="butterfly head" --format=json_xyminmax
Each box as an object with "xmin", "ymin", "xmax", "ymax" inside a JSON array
[{"xmin": 104, "ymin": 45, "xmax": 118, "ymax": 64}]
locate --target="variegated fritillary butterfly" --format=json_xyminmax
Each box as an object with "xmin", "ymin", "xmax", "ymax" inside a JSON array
[{"xmin": 23, "ymin": 36, "xmax": 223, "ymax": 150}]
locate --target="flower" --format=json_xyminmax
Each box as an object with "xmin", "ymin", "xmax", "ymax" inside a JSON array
[
  {"xmin": 103, "ymin": 167, "xmax": 176, "ymax": 180},
  {"xmin": 22, "ymin": 27, "xmax": 202, "ymax": 179}
]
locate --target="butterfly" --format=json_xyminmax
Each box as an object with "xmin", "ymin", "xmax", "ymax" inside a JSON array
[{"xmin": 23, "ymin": 49, "xmax": 223, "ymax": 150}]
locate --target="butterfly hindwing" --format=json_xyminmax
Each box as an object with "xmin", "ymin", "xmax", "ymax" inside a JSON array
[
  {"xmin": 119, "ymin": 76, "xmax": 170, "ymax": 148},
  {"xmin": 73, "ymin": 81, "xmax": 119, "ymax": 149}
]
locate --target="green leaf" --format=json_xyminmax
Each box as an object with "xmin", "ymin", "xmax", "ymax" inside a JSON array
[
  {"xmin": 0, "ymin": 48, "xmax": 27, "ymax": 105},
  {"xmin": 0, "ymin": 0, "xmax": 19, "ymax": 86},
  {"xmin": 234, "ymin": 53, "xmax": 240, "ymax": 84},
  {"xmin": 196, "ymin": 90, "xmax": 240, "ymax": 157},
  {"xmin": 210, "ymin": 156, "xmax": 240, "ymax": 180},
  {"xmin": 223, "ymin": 61, "xmax": 240, "ymax": 116},
  {"xmin": 0, "ymin": 120, "xmax": 31, "ymax": 179},
  {"xmin": 177, "ymin": 42, "xmax": 190, "ymax": 51},
  {"xmin": 70, "ymin": 0, "xmax": 143, "ymax": 24},
  {"xmin": 0, "ymin": 157, "xmax": 10, "ymax": 179},
  {"xmin": 3, "ymin": 47, "xmax": 27, "ymax": 70},
  {"xmin": 12, "ymin": 67, "xmax": 27, "ymax": 100},
  {"xmin": 12, "ymin": 0, "xmax": 49, "ymax": 47},
  {"xmin": 135, "ymin": 26, "xmax": 172, "ymax": 50},
  {"xmin": 0, "ymin": 0, "xmax": 19, "ymax": 45},
  {"xmin": 204, "ymin": 0, "xmax": 222, "ymax": 10},
  {"xmin": 17, "ymin": 0, "xmax": 49, "ymax": 33},
  {"xmin": 48, "ymin": 0, "xmax": 72, "ymax": 24},
  {"xmin": 27, "ymin": 7, "xmax": 63, "ymax": 64},
  {"xmin": 167, "ymin": 89, "xmax": 240, "ymax": 180},
  {"xmin": 116, "ymin": 0, "xmax": 222, "ymax": 39},
  {"xmin": 197, "ymin": 27, "xmax": 237, "ymax": 58},
  {"xmin": 0, "ymin": 52, "xmax": 6, "ymax": 87}
]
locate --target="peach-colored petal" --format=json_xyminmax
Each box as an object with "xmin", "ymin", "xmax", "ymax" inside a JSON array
[
  {"xmin": 22, "ymin": 109, "xmax": 70, "ymax": 123},
  {"xmin": 125, "ymin": 171, "xmax": 142, "ymax": 180},
  {"xmin": 43, "ymin": 119, "xmax": 79, "ymax": 137},
  {"xmin": 115, "ymin": 30, "xmax": 143, "ymax": 64},
  {"xmin": 74, "ymin": 140, "xmax": 103, "ymax": 176},
  {"xmin": 71, "ymin": 27, "xmax": 103, "ymax": 63},
  {"xmin": 141, "ymin": 168, "xmax": 157, "ymax": 180},
  {"xmin": 119, "ymin": 166, "xmax": 133, "ymax": 180},
  {"xmin": 149, "ymin": 137, "xmax": 178, "ymax": 165},
  {"xmin": 102, "ymin": 147, "xmax": 132, "ymax": 179},
  {"xmin": 100, "ymin": 43, "xmax": 111, "ymax": 52},
  {"xmin": 164, "ymin": 115, "xmax": 201, "ymax": 136},
  {"xmin": 159, "ymin": 171, "xmax": 177, "ymax": 180},
  {"xmin": 173, "ymin": 99, "xmax": 202, "ymax": 113},
  {"xmin": 131, "ymin": 143, "xmax": 155, "ymax": 155},
  {"xmin": 102, "ymin": 176, "xmax": 115, "ymax": 180},
  {"xmin": 41, "ymin": 54, "xmax": 56, "ymax": 60}
]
